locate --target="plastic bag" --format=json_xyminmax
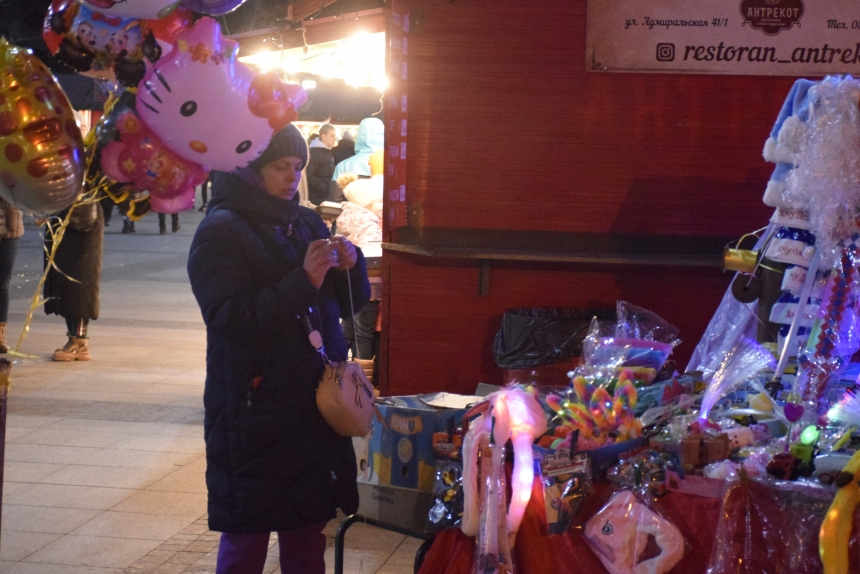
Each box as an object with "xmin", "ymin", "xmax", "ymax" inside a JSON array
[
  {"xmin": 493, "ymin": 308, "xmax": 614, "ymax": 369},
  {"xmin": 592, "ymin": 337, "xmax": 675, "ymax": 372},
  {"xmin": 583, "ymin": 490, "xmax": 685, "ymax": 574},
  {"xmin": 686, "ymin": 224, "xmax": 778, "ymax": 374},
  {"xmin": 577, "ymin": 301, "xmax": 680, "ymax": 379},
  {"xmin": 535, "ymin": 445, "xmax": 592, "ymax": 534},
  {"xmin": 606, "ymin": 450, "xmax": 683, "ymax": 498},
  {"xmin": 616, "ymin": 301, "xmax": 681, "ymax": 347},
  {"xmin": 706, "ymin": 476, "xmax": 832, "ymax": 574}
]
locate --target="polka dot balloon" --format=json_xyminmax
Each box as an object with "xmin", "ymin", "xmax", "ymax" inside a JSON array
[{"xmin": 0, "ymin": 38, "xmax": 84, "ymax": 215}]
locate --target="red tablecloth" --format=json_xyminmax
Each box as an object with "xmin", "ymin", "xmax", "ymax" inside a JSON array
[{"xmin": 418, "ymin": 477, "xmax": 860, "ymax": 574}]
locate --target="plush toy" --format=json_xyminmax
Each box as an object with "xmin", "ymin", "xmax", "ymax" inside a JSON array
[
  {"xmin": 725, "ymin": 427, "xmax": 755, "ymax": 450},
  {"xmin": 585, "ymin": 491, "xmax": 685, "ymax": 574}
]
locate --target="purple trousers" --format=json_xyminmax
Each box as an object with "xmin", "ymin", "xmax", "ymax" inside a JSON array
[{"xmin": 216, "ymin": 522, "xmax": 327, "ymax": 574}]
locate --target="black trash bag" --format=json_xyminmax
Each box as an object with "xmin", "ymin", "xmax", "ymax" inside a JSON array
[{"xmin": 493, "ymin": 308, "xmax": 615, "ymax": 369}]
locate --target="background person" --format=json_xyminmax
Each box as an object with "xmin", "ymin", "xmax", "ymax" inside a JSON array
[
  {"xmin": 157, "ymin": 211, "xmax": 180, "ymax": 234},
  {"xmin": 44, "ymin": 200, "xmax": 104, "ymax": 361},
  {"xmin": 327, "ymin": 117, "xmax": 384, "ymax": 202},
  {"xmin": 0, "ymin": 198, "xmax": 23, "ymax": 352},
  {"xmin": 306, "ymin": 123, "xmax": 336, "ymax": 206},
  {"xmin": 187, "ymin": 124, "xmax": 370, "ymax": 574},
  {"xmin": 336, "ymin": 151, "xmax": 383, "ymax": 385},
  {"xmin": 331, "ymin": 130, "xmax": 355, "ymax": 167}
]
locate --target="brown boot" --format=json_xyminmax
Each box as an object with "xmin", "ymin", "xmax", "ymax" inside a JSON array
[
  {"xmin": 0, "ymin": 322, "xmax": 8, "ymax": 353},
  {"xmin": 52, "ymin": 335, "xmax": 91, "ymax": 361}
]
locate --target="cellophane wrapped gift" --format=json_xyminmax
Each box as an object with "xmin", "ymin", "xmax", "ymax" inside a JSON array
[{"xmin": 706, "ymin": 475, "xmax": 831, "ymax": 574}]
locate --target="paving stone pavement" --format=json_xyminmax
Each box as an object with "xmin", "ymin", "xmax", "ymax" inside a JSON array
[{"xmin": 0, "ymin": 193, "xmax": 419, "ymax": 574}]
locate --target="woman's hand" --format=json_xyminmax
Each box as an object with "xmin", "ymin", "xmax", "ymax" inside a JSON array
[
  {"xmin": 331, "ymin": 236, "xmax": 357, "ymax": 270},
  {"xmin": 303, "ymin": 239, "xmax": 339, "ymax": 288}
]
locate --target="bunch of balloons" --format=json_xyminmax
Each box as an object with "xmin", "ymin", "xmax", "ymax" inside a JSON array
[
  {"xmin": 0, "ymin": 0, "xmax": 308, "ymax": 217},
  {"xmin": 42, "ymin": 0, "xmax": 256, "ymax": 86},
  {"xmin": 97, "ymin": 16, "xmax": 306, "ymax": 211}
]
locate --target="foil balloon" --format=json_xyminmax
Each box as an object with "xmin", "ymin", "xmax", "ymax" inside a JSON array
[
  {"xmin": 0, "ymin": 39, "xmax": 84, "ymax": 215},
  {"xmin": 100, "ymin": 111, "xmax": 207, "ymax": 198},
  {"xmin": 43, "ymin": 0, "xmax": 161, "ymax": 87},
  {"xmin": 145, "ymin": 7, "xmax": 193, "ymax": 43},
  {"xmin": 149, "ymin": 185, "xmax": 193, "ymax": 214},
  {"xmin": 95, "ymin": 89, "xmax": 138, "ymax": 147},
  {"xmin": 180, "ymin": 0, "xmax": 248, "ymax": 16},
  {"xmin": 248, "ymin": 71, "xmax": 307, "ymax": 130},
  {"xmin": 136, "ymin": 17, "xmax": 306, "ymax": 171},
  {"xmin": 81, "ymin": 0, "xmax": 181, "ymax": 20}
]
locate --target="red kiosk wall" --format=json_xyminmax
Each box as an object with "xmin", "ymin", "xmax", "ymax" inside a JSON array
[{"xmin": 381, "ymin": 0, "xmax": 796, "ymax": 396}]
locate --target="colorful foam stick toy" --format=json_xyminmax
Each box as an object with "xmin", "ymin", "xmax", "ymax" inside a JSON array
[
  {"xmin": 491, "ymin": 386, "xmax": 547, "ymax": 540},
  {"xmin": 460, "ymin": 387, "xmax": 547, "ymax": 544},
  {"xmin": 546, "ymin": 376, "xmax": 642, "ymax": 451},
  {"xmin": 820, "ymin": 449, "xmax": 860, "ymax": 574},
  {"xmin": 461, "ymin": 405, "xmax": 491, "ymax": 537}
]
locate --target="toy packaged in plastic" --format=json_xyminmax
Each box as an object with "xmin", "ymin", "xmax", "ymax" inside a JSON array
[
  {"xmin": 535, "ymin": 443, "xmax": 592, "ymax": 534},
  {"xmin": 583, "ymin": 490, "xmax": 685, "ymax": 574},
  {"xmin": 706, "ymin": 475, "xmax": 832, "ymax": 574},
  {"xmin": 427, "ymin": 425, "xmax": 464, "ymax": 532},
  {"xmin": 427, "ymin": 460, "xmax": 464, "ymax": 532},
  {"xmin": 572, "ymin": 301, "xmax": 681, "ymax": 387},
  {"xmin": 606, "ymin": 450, "xmax": 682, "ymax": 498},
  {"xmin": 589, "ymin": 301, "xmax": 682, "ymax": 373}
]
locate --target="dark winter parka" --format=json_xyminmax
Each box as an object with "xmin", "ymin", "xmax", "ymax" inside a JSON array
[
  {"xmin": 187, "ymin": 171, "xmax": 370, "ymax": 533},
  {"xmin": 306, "ymin": 144, "xmax": 335, "ymax": 206},
  {"xmin": 44, "ymin": 202, "xmax": 103, "ymax": 320}
]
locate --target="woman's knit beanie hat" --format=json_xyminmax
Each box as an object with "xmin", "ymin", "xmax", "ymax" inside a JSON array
[{"xmin": 249, "ymin": 124, "xmax": 309, "ymax": 172}]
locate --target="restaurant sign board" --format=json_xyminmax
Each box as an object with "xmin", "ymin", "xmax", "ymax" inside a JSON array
[{"xmin": 587, "ymin": 0, "xmax": 860, "ymax": 75}]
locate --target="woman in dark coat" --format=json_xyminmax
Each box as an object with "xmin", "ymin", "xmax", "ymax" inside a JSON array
[
  {"xmin": 187, "ymin": 124, "xmax": 370, "ymax": 574},
  {"xmin": 44, "ymin": 200, "xmax": 104, "ymax": 361}
]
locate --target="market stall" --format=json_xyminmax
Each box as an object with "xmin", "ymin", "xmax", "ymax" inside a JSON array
[{"xmin": 347, "ymin": 75, "xmax": 860, "ymax": 574}]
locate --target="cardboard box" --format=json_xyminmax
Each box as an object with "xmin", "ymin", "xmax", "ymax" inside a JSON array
[
  {"xmin": 357, "ymin": 396, "xmax": 466, "ymax": 492},
  {"xmin": 356, "ymin": 483, "xmax": 434, "ymax": 534}
]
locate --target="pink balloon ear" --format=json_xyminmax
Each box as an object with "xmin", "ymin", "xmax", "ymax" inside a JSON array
[
  {"xmin": 149, "ymin": 186, "xmax": 194, "ymax": 213},
  {"xmin": 177, "ymin": 16, "xmax": 224, "ymax": 55},
  {"xmin": 99, "ymin": 142, "xmax": 129, "ymax": 183},
  {"xmin": 247, "ymin": 72, "xmax": 307, "ymax": 130}
]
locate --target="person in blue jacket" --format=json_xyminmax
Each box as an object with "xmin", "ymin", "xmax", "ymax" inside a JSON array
[
  {"xmin": 187, "ymin": 124, "xmax": 370, "ymax": 574},
  {"xmin": 327, "ymin": 117, "xmax": 385, "ymax": 202}
]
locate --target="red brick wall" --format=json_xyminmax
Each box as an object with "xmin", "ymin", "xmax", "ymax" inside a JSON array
[{"xmin": 381, "ymin": 0, "xmax": 797, "ymax": 395}]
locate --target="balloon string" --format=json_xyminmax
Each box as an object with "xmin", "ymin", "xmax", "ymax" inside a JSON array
[
  {"xmin": 11, "ymin": 187, "xmax": 102, "ymax": 357},
  {"xmin": 10, "ymin": 118, "xmax": 109, "ymax": 357}
]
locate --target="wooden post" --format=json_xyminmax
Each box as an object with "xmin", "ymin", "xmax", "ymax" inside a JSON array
[{"xmin": 0, "ymin": 358, "xmax": 12, "ymax": 558}]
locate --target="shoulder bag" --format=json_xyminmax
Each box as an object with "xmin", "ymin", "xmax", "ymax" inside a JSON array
[
  {"xmin": 235, "ymin": 210, "xmax": 375, "ymax": 437},
  {"xmin": 301, "ymin": 262, "xmax": 375, "ymax": 437}
]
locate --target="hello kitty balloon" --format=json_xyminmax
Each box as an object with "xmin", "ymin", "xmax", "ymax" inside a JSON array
[{"xmin": 135, "ymin": 17, "xmax": 306, "ymax": 172}]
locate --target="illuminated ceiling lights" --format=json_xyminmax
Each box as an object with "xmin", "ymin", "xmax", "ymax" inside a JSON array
[{"xmin": 239, "ymin": 32, "xmax": 387, "ymax": 91}]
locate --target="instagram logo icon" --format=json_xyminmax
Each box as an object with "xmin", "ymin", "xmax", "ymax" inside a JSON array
[{"xmin": 656, "ymin": 43, "xmax": 675, "ymax": 61}]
